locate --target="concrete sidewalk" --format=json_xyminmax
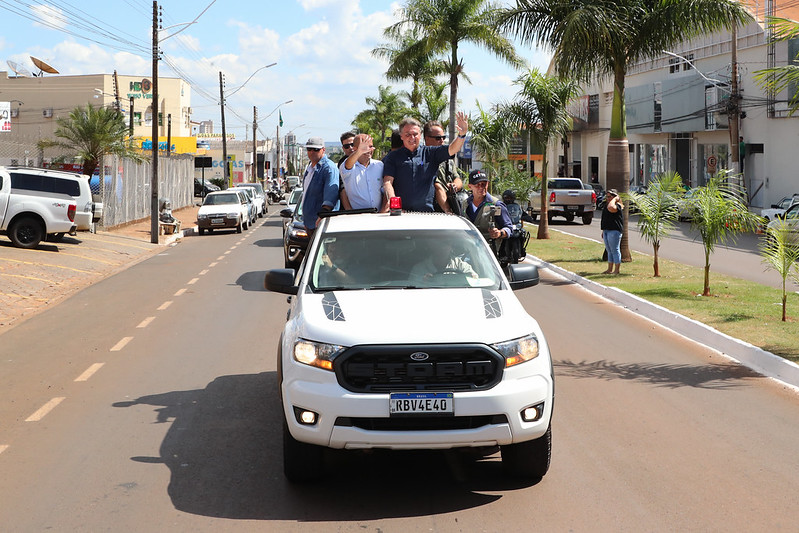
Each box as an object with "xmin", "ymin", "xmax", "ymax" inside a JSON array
[{"xmin": 0, "ymin": 204, "xmax": 199, "ymax": 331}]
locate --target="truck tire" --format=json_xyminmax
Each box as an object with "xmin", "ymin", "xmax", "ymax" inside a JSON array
[
  {"xmin": 283, "ymin": 422, "xmax": 324, "ymax": 482},
  {"xmin": 198, "ymin": 227, "xmax": 205, "ymax": 235},
  {"xmin": 565, "ymin": 213, "xmax": 575, "ymax": 223},
  {"xmin": 582, "ymin": 213, "xmax": 593, "ymax": 225},
  {"xmin": 9, "ymin": 217, "xmax": 44, "ymax": 249},
  {"xmin": 501, "ymin": 425, "xmax": 551, "ymax": 480}
]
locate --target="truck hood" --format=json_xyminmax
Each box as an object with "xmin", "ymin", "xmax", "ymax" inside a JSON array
[{"xmin": 294, "ymin": 288, "xmax": 538, "ymax": 346}]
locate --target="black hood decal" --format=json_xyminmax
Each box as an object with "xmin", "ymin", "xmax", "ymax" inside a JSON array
[
  {"xmin": 322, "ymin": 292, "xmax": 346, "ymax": 321},
  {"xmin": 482, "ymin": 289, "xmax": 502, "ymax": 319}
]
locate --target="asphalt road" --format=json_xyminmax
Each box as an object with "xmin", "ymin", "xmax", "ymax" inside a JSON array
[
  {"xmin": 1, "ymin": 211, "xmax": 798, "ymax": 531},
  {"xmin": 545, "ymin": 211, "xmax": 799, "ymax": 290}
]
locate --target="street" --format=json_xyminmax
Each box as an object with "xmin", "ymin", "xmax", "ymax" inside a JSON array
[{"xmin": 1, "ymin": 211, "xmax": 798, "ymax": 532}]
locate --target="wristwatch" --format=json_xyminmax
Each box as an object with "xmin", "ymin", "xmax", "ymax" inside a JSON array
[{"xmin": 457, "ymin": 133, "xmax": 467, "ymax": 138}]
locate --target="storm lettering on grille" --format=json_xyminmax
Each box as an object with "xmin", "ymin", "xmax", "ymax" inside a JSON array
[{"xmin": 346, "ymin": 361, "xmax": 493, "ymax": 378}]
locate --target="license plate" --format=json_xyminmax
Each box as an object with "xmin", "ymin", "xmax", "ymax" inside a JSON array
[
  {"xmin": 389, "ymin": 392, "xmax": 453, "ymax": 416},
  {"xmin": 566, "ymin": 205, "xmax": 579, "ymax": 210},
  {"xmin": 211, "ymin": 218, "xmax": 224, "ymax": 224}
]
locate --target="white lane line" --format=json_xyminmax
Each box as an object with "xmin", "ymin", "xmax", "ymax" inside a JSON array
[
  {"xmin": 231, "ymin": 245, "xmax": 238, "ymax": 249},
  {"xmin": 75, "ymin": 363, "xmax": 105, "ymax": 382},
  {"xmin": 0, "ymin": 444, "xmax": 8, "ymax": 455},
  {"xmin": 26, "ymin": 397, "xmax": 66, "ymax": 422},
  {"xmin": 217, "ymin": 255, "xmax": 225, "ymax": 260},
  {"xmin": 223, "ymin": 250, "xmax": 231, "ymax": 255},
  {"xmin": 209, "ymin": 262, "xmax": 218, "ymax": 268},
  {"xmin": 157, "ymin": 301, "xmax": 172, "ymax": 310},
  {"xmin": 187, "ymin": 278, "xmax": 199, "ymax": 285},
  {"xmin": 174, "ymin": 288, "xmax": 187, "ymax": 296},
  {"xmin": 110, "ymin": 336, "xmax": 133, "ymax": 352},
  {"xmin": 198, "ymin": 270, "xmax": 209, "ymax": 276},
  {"xmin": 137, "ymin": 316, "xmax": 156, "ymax": 328}
]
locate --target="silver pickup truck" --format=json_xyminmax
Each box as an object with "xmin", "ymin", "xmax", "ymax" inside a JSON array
[{"xmin": 529, "ymin": 178, "xmax": 596, "ymax": 225}]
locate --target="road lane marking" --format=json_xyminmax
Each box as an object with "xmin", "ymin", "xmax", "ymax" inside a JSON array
[
  {"xmin": 75, "ymin": 363, "xmax": 105, "ymax": 382},
  {"xmin": 0, "ymin": 272, "xmax": 51, "ymax": 282},
  {"xmin": 217, "ymin": 256, "xmax": 225, "ymax": 260},
  {"xmin": 198, "ymin": 269, "xmax": 209, "ymax": 276},
  {"xmin": 224, "ymin": 250, "xmax": 231, "ymax": 255},
  {"xmin": 187, "ymin": 278, "xmax": 199, "ymax": 285},
  {"xmin": 0, "ymin": 258, "xmax": 92, "ymax": 274},
  {"xmin": 174, "ymin": 288, "xmax": 187, "ymax": 296},
  {"xmin": 231, "ymin": 245, "xmax": 238, "ymax": 249},
  {"xmin": 110, "ymin": 337, "xmax": 133, "ymax": 351},
  {"xmin": 209, "ymin": 262, "xmax": 218, "ymax": 268},
  {"xmin": 137, "ymin": 316, "xmax": 156, "ymax": 328},
  {"xmin": 157, "ymin": 301, "xmax": 173, "ymax": 310},
  {"xmin": 0, "ymin": 444, "xmax": 8, "ymax": 455},
  {"xmin": 26, "ymin": 397, "xmax": 65, "ymax": 422},
  {"xmin": 0, "ymin": 292, "xmax": 49, "ymax": 302},
  {"xmin": 50, "ymin": 252, "xmax": 117, "ymax": 265}
]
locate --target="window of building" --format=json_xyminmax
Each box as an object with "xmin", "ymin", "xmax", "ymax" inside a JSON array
[{"xmin": 654, "ymin": 82, "xmax": 662, "ymax": 133}]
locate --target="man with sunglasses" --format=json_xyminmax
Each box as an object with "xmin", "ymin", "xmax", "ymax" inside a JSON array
[
  {"xmin": 299, "ymin": 137, "xmax": 340, "ymax": 233},
  {"xmin": 423, "ymin": 120, "xmax": 464, "ymax": 214},
  {"xmin": 464, "ymin": 170, "xmax": 512, "ymax": 248},
  {"xmin": 339, "ymin": 133, "xmax": 384, "ymax": 211},
  {"xmin": 382, "ymin": 111, "xmax": 469, "ymax": 212},
  {"xmin": 338, "ymin": 131, "xmax": 356, "ymax": 167}
]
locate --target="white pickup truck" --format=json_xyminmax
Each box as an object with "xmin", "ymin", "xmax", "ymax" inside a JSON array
[
  {"xmin": 529, "ymin": 177, "xmax": 596, "ymax": 225},
  {"xmin": 0, "ymin": 167, "xmax": 77, "ymax": 248}
]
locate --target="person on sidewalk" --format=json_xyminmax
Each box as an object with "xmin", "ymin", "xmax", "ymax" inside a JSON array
[{"xmin": 601, "ymin": 188, "xmax": 624, "ymax": 274}]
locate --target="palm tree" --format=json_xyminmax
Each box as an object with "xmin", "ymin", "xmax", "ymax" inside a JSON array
[
  {"xmin": 684, "ymin": 172, "xmax": 762, "ymax": 297},
  {"xmin": 372, "ymin": 29, "xmax": 448, "ymax": 110},
  {"xmin": 385, "ymin": 0, "xmax": 523, "ymax": 142},
  {"xmin": 626, "ymin": 171, "xmax": 684, "ymax": 277},
  {"xmin": 38, "ymin": 104, "xmax": 147, "ymax": 178},
  {"xmin": 504, "ymin": 68, "xmax": 579, "ymax": 239},
  {"xmin": 417, "ymin": 79, "xmax": 450, "ymax": 125},
  {"xmin": 754, "ymin": 17, "xmax": 799, "ymax": 116},
  {"xmin": 760, "ymin": 218, "xmax": 799, "ymax": 322},
  {"xmin": 352, "ymin": 85, "xmax": 411, "ymax": 156},
  {"xmin": 500, "ymin": 0, "xmax": 751, "ymax": 256},
  {"xmin": 468, "ymin": 101, "xmax": 514, "ymax": 178}
]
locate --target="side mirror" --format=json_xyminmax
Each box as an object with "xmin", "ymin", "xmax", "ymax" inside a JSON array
[
  {"xmin": 508, "ymin": 263, "xmax": 539, "ymax": 290},
  {"xmin": 279, "ymin": 199, "xmax": 287, "ymax": 205},
  {"xmin": 265, "ymin": 269, "xmax": 298, "ymax": 295},
  {"xmin": 280, "ymin": 208, "xmax": 293, "ymax": 218}
]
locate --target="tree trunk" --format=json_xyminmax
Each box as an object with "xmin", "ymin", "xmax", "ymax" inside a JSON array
[
  {"xmin": 448, "ymin": 42, "xmax": 459, "ymax": 144},
  {"xmin": 783, "ymin": 293, "xmax": 787, "ymax": 322},
  {"xmin": 703, "ymin": 254, "xmax": 711, "ymax": 296},
  {"xmin": 537, "ymin": 154, "xmax": 549, "ymax": 239},
  {"xmin": 653, "ymin": 243, "xmax": 660, "ymax": 277},
  {"xmin": 607, "ymin": 63, "xmax": 632, "ymax": 262}
]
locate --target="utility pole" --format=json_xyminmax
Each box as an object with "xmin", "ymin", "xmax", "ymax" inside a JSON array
[
  {"xmin": 166, "ymin": 113, "xmax": 172, "ymax": 156},
  {"xmin": 252, "ymin": 106, "xmax": 257, "ymax": 182},
  {"xmin": 150, "ymin": 0, "xmax": 160, "ymax": 244},
  {"xmin": 276, "ymin": 123, "xmax": 280, "ymax": 182},
  {"xmin": 219, "ymin": 71, "xmax": 229, "ymax": 187},
  {"xmin": 113, "ymin": 70, "xmax": 121, "ymax": 111},
  {"xmin": 129, "ymin": 97, "xmax": 134, "ymax": 136},
  {"xmin": 728, "ymin": 24, "xmax": 741, "ymax": 181}
]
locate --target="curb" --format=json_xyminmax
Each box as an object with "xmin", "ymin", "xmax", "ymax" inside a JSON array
[{"xmin": 529, "ymin": 256, "xmax": 799, "ymax": 390}]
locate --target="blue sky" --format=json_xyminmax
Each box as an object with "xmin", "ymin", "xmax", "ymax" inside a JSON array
[{"xmin": 0, "ymin": 0, "xmax": 552, "ymax": 143}]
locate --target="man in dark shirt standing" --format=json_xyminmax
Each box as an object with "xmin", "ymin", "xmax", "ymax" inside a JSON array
[{"xmin": 381, "ymin": 112, "xmax": 469, "ymax": 212}]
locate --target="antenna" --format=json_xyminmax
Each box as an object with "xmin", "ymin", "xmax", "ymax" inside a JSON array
[
  {"xmin": 30, "ymin": 56, "xmax": 59, "ymax": 76},
  {"xmin": 6, "ymin": 60, "xmax": 32, "ymax": 77}
]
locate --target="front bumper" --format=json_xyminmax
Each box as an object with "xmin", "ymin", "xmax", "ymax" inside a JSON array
[
  {"xmin": 283, "ymin": 358, "xmax": 553, "ymax": 450},
  {"xmin": 197, "ymin": 217, "xmax": 238, "ymax": 229}
]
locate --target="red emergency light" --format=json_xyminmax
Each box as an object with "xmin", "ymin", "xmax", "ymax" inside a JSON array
[{"xmin": 389, "ymin": 196, "xmax": 402, "ymax": 216}]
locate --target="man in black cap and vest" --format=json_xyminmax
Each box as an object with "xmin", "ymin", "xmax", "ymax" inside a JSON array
[{"xmin": 464, "ymin": 170, "xmax": 513, "ymax": 248}]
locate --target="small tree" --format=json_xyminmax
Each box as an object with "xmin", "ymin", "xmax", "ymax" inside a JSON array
[
  {"xmin": 468, "ymin": 101, "xmax": 514, "ymax": 179},
  {"xmin": 760, "ymin": 219, "xmax": 799, "ymax": 321},
  {"xmin": 626, "ymin": 172, "xmax": 684, "ymax": 277},
  {"xmin": 492, "ymin": 160, "xmax": 540, "ymax": 208},
  {"xmin": 684, "ymin": 172, "xmax": 763, "ymax": 296}
]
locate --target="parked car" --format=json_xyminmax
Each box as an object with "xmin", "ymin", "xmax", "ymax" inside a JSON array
[
  {"xmin": 230, "ymin": 186, "xmax": 259, "ymax": 224},
  {"xmin": 264, "ymin": 211, "xmax": 552, "ymax": 482},
  {"xmin": 194, "ymin": 178, "xmax": 220, "ymax": 197},
  {"xmin": 280, "ymin": 187, "xmax": 303, "ymax": 236},
  {"xmin": 282, "ymin": 200, "xmax": 309, "ymax": 269},
  {"xmin": 235, "ymin": 182, "xmax": 267, "ymax": 215},
  {"xmin": 285, "ymin": 175, "xmax": 300, "ymax": 192},
  {"xmin": 196, "ymin": 190, "xmax": 249, "ymax": 235},
  {"xmin": 761, "ymin": 194, "xmax": 799, "ymax": 222},
  {"xmin": 766, "ymin": 202, "xmax": 799, "ymax": 244},
  {"xmin": 678, "ymin": 187, "xmax": 699, "ymax": 221},
  {"xmin": 529, "ymin": 177, "xmax": 595, "ymax": 224}
]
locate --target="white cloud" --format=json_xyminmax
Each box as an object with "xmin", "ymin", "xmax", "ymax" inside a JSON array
[
  {"xmin": 31, "ymin": 4, "xmax": 67, "ymax": 30},
  {"xmin": 297, "ymin": 0, "xmax": 339, "ymax": 11}
]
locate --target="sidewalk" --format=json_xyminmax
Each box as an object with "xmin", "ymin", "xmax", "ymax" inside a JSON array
[{"xmin": 0, "ymin": 203, "xmax": 199, "ymax": 331}]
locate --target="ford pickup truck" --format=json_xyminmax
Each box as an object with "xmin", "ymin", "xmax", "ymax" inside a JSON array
[
  {"xmin": 529, "ymin": 177, "xmax": 596, "ymax": 225},
  {"xmin": 0, "ymin": 167, "xmax": 77, "ymax": 248}
]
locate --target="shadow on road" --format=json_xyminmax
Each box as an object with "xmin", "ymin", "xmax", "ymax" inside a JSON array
[
  {"xmin": 555, "ymin": 359, "xmax": 762, "ymax": 389},
  {"xmin": 252, "ymin": 238, "xmax": 284, "ymax": 248},
  {"xmin": 235, "ymin": 271, "xmax": 268, "ymax": 291},
  {"xmin": 113, "ymin": 372, "xmax": 538, "ymax": 521}
]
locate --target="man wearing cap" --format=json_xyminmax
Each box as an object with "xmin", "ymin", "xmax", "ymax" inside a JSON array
[
  {"xmin": 339, "ymin": 133, "xmax": 384, "ymax": 211},
  {"xmin": 299, "ymin": 137, "xmax": 340, "ymax": 232},
  {"xmin": 382, "ymin": 111, "xmax": 469, "ymax": 212},
  {"xmin": 464, "ymin": 170, "xmax": 513, "ymax": 246}
]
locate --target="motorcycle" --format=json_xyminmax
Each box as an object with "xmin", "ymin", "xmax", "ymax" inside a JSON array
[
  {"xmin": 267, "ymin": 184, "xmax": 284, "ymax": 205},
  {"xmin": 494, "ymin": 203, "xmax": 530, "ymax": 269}
]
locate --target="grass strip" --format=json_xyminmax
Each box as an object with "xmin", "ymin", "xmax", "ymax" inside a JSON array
[{"xmin": 527, "ymin": 225, "xmax": 799, "ymax": 363}]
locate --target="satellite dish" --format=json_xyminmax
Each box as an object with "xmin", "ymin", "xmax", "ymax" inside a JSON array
[
  {"xmin": 6, "ymin": 60, "xmax": 32, "ymax": 77},
  {"xmin": 30, "ymin": 56, "xmax": 59, "ymax": 75}
]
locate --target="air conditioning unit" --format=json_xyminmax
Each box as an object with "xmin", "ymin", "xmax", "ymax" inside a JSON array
[
  {"xmin": 43, "ymin": 108, "xmax": 53, "ymax": 118},
  {"xmin": 10, "ymin": 108, "xmax": 19, "ymax": 118}
]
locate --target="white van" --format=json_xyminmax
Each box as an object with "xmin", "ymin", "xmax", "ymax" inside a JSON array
[{"xmin": 3, "ymin": 167, "xmax": 97, "ymax": 231}]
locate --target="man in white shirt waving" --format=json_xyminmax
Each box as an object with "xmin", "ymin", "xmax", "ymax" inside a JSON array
[{"xmin": 340, "ymin": 133, "xmax": 384, "ymax": 211}]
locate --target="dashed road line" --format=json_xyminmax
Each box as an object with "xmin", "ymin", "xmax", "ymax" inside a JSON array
[
  {"xmin": 209, "ymin": 262, "xmax": 218, "ymax": 268},
  {"xmin": 75, "ymin": 363, "xmax": 105, "ymax": 382},
  {"xmin": 157, "ymin": 301, "xmax": 173, "ymax": 310},
  {"xmin": 174, "ymin": 288, "xmax": 187, "ymax": 296},
  {"xmin": 0, "ymin": 444, "xmax": 8, "ymax": 455},
  {"xmin": 198, "ymin": 269, "xmax": 209, "ymax": 276},
  {"xmin": 224, "ymin": 250, "xmax": 231, "ymax": 255},
  {"xmin": 0, "ymin": 258, "xmax": 92, "ymax": 274},
  {"xmin": 187, "ymin": 278, "xmax": 199, "ymax": 285},
  {"xmin": 137, "ymin": 316, "xmax": 156, "ymax": 328},
  {"xmin": 217, "ymin": 256, "xmax": 225, "ymax": 260},
  {"xmin": 110, "ymin": 336, "xmax": 133, "ymax": 351},
  {"xmin": 26, "ymin": 397, "xmax": 65, "ymax": 422}
]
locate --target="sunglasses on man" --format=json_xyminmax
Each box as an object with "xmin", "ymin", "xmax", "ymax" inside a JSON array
[
  {"xmin": 428, "ymin": 135, "xmax": 446, "ymax": 141},
  {"xmin": 342, "ymin": 143, "xmax": 354, "ymax": 149},
  {"xmin": 306, "ymin": 147, "xmax": 322, "ymax": 152}
]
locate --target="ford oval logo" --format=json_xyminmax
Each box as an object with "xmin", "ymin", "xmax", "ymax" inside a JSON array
[{"xmin": 410, "ymin": 352, "xmax": 429, "ymax": 361}]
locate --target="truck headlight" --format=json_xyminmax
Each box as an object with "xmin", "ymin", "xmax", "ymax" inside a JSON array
[
  {"xmin": 226, "ymin": 212, "xmax": 238, "ymax": 219},
  {"xmin": 493, "ymin": 334, "xmax": 540, "ymax": 367},
  {"xmin": 293, "ymin": 339, "xmax": 344, "ymax": 371},
  {"xmin": 198, "ymin": 214, "xmax": 208, "ymax": 220}
]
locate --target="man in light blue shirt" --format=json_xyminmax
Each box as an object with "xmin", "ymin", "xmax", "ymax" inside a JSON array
[
  {"xmin": 299, "ymin": 137, "xmax": 340, "ymax": 232},
  {"xmin": 340, "ymin": 133, "xmax": 384, "ymax": 211}
]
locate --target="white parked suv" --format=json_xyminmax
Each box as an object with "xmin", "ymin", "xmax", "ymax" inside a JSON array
[{"xmin": 265, "ymin": 211, "xmax": 554, "ymax": 482}]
